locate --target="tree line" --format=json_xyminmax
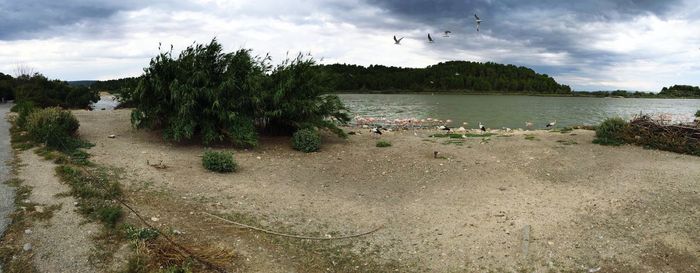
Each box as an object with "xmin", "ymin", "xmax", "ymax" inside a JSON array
[
  {"xmin": 0, "ymin": 72, "xmax": 98, "ymax": 108},
  {"xmin": 321, "ymin": 61, "xmax": 573, "ymax": 94}
]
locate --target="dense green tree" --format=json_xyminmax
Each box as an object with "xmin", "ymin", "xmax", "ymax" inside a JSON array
[
  {"xmin": 12, "ymin": 74, "xmax": 98, "ymax": 109},
  {"xmin": 0, "ymin": 72, "xmax": 14, "ymax": 101},
  {"xmin": 130, "ymin": 39, "xmax": 349, "ymax": 147}
]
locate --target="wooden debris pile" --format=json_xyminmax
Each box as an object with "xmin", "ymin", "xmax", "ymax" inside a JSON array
[{"xmin": 626, "ymin": 115, "xmax": 700, "ymax": 156}]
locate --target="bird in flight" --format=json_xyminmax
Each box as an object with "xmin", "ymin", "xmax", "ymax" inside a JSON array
[
  {"xmin": 443, "ymin": 31, "xmax": 451, "ymax": 37},
  {"xmin": 428, "ymin": 33, "xmax": 434, "ymax": 43},
  {"xmin": 394, "ymin": 35, "xmax": 404, "ymax": 45},
  {"xmin": 474, "ymin": 14, "xmax": 483, "ymax": 32}
]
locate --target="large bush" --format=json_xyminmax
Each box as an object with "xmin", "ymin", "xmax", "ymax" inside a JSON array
[
  {"xmin": 26, "ymin": 107, "xmax": 80, "ymax": 149},
  {"xmin": 130, "ymin": 39, "xmax": 349, "ymax": 148},
  {"xmin": 291, "ymin": 128, "xmax": 321, "ymax": 152},
  {"xmin": 262, "ymin": 54, "xmax": 350, "ymax": 136},
  {"xmin": 131, "ymin": 40, "xmax": 265, "ymax": 147},
  {"xmin": 202, "ymin": 150, "xmax": 237, "ymax": 173},
  {"xmin": 593, "ymin": 117, "xmax": 628, "ymax": 146}
]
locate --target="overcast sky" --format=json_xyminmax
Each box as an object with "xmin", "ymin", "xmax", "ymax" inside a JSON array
[{"xmin": 1, "ymin": 0, "xmax": 699, "ymax": 91}]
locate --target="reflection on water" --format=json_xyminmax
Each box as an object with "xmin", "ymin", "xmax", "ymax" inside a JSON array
[
  {"xmin": 339, "ymin": 94, "xmax": 700, "ymax": 128},
  {"xmin": 90, "ymin": 95, "xmax": 120, "ymax": 110}
]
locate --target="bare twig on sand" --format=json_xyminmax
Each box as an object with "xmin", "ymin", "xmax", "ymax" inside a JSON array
[{"xmin": 204, "ymin": 212, "xmax": 383, "ymax": 240}]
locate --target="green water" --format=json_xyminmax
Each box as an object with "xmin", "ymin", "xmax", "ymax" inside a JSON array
[{"xmin": 339, "ymin": 94, "xmax": 700, "ymax": 129}]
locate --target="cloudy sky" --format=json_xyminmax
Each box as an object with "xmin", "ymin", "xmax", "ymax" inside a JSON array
[{"xmin": 1, "ymin": 0, "xmax": 699, "ymax": 91}]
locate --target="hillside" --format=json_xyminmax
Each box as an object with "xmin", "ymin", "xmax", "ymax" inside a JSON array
[{"xmin": 321, "ymin": 61, "xmax": 572, "ymax": 94}]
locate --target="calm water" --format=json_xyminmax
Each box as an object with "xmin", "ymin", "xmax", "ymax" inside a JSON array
[
  {"xmin": 0, "ymin": 102, "xmax": 14, "ymax": 258},
  {"xmin": 339, "ymin": 94, "xmax": 700, "ymax": 129}
]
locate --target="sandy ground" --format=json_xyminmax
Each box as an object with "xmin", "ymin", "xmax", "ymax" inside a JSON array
[
  {"xmin": 17, "ymin": 151, "xmax": 101, "ymax": 273},
  {"xmin": 72, "ymin": 109, "xmax": 699, "ymax": 272}
]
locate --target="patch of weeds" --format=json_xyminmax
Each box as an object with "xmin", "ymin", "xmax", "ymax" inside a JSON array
[
  {"xmin": 124, "ymin": 225, "xmax": 160, "ymax": 241},
  {"xmin": 376, "ymin": 140, "xmax": 392, "ymax": 147},
  {"xmin": 556, "ymin": 139, "xmax": 578, "ymax": 145},
  {"xmin": 32, "ymin": 204, "xmax": 62, "ymax": 221},
  {"xmin": 442, "ymin": 140, "xmax": 464, "ymax": 146},
  {"xmin": 10, "ymin": 126, "xmax": 33, "ymax": 150},
  {"xmin": 55, "ymin": 165, "xmax": 124, "ymax": 228},
  {"xmin": 524, "ymin": 134, "xmax": 539, "ymax": 141}
]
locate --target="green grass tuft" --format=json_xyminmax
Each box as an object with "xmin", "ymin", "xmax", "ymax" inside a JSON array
[{"xmin": 375, "ymin": 140, "xmax": 392, "ymax": 147}]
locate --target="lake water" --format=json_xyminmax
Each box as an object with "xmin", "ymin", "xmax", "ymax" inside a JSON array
[
  {"xmin": 0, "ymin": 102, "xmax": 14, "ymax": 261},
  {"xmin": 338, "ymin": 94, "xmax": 700, "ymax": 129}
]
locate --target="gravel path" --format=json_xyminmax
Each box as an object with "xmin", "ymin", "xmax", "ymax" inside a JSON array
[{"xmin": 18, "ymin": 151, "xmax": 100, "ymax": 273}]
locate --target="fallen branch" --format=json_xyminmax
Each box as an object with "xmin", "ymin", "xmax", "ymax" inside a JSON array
[{"xmin": 204, "ymin": 212, "xmax": 383, "ymax": 240}]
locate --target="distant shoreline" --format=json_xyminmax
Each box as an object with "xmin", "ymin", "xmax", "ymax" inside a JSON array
[{"xmin": 332, "ymin": 90, "xmax": 700, "ymax": 99}]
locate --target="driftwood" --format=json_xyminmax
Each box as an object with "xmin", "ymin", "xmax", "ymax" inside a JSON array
[{"xmin": 204, "ymin": 212, "xmax": 383, "ymax": 240}]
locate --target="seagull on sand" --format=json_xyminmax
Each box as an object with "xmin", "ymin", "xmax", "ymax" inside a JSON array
[
  {"xmin": 474, "ymin": 14, "xmax": 483, "ymax": 32},
  {"xmin": 443, "ymin": 31, "xmax": 452, "ymax": 37},
  {"xmin": 545, "ymin": 120, "xmax": 557, "ymax": 128},
  {"xmin": 394, "ymin": 35, "xmax": 404, "ymax": 45},
  {"xmin": 370, "ymin": 126, "xmax": 383, "ymax": 137},
  {"xmin": 428, "ymin": 33, "xmax": 434, "ymax": 43},
  {"xmin": 479, "ymin": 122, "xmax": 486, "ymax": 132}
]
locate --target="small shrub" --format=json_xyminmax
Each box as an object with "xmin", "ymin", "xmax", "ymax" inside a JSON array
[
  {"xmin": 97, "ymin": 206, "xmax": 123, "ymax": 228},
  {"xmin": 593, "ymin": 117, "xmax": 628, "ymax": 146},
  {"xmin": 26, "ymin": 107, "xmax": 79, "ymax": 150},
  {"xmin": 202, "ymin": 150, "xmax": 237, "ymax": 173},
  {"xmin": 376, "ymin": 140, "xmax": 392, "ymax": 147},
  {"xmin": 292, "ymin": 128, "xmax": 321, "ymax": 152},
  {"xmin": 695, "ymin": 110, "xmax": 700, "ymax": 118}
]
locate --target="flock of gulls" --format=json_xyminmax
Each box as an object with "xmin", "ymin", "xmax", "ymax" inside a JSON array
[
  {"xmin": 376, "ymin": 13, "xmax": 559, "ymax": 138},
  {"xmin": 394, "ymin": 14, "xmax": 483, "ymax": 46},
  {"xmin": 359, "ymin": 116, "xmax": 558, "ymax": 138}
]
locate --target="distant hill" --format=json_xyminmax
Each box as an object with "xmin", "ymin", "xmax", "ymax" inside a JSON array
[
  {"xmin": 320, "ymin": 61, "xmax": 572, "ymax": 94},
  {"xmin": 659, "ymin": 85, "xmax": 700, "ymax": 97},
  {"xmin": 67, "ymin": 80, "xmax": 97, "ymax": 87}
]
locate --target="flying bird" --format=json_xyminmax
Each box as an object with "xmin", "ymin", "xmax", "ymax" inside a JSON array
[
  {"xmin": 545, "ymin": 120, "xmax": 557, "ymax": 128},
  {"xmin": 474, "ymin": 14, "xmax": 483, "ymax": 32},
  {"xmin": 394, "ymin": 35, "xmax": 404, "ymax": 45},
  {"xmin": 443, "ymin": 31, "xmax": 452, "ymax": 37},
  {"xmin": 428, "ymin": 33, "xmax": 434, "ymax": 43}
]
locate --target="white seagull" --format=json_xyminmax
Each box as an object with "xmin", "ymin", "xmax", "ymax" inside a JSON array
[
  {"xmin": 479, "ymin": 122, "xmax": 486, "ymax": 132},
  {"xmin": 443, "ymin": 31, "xmax": 452, "ymax": 37},
  {"xmin": 394, "ymin": 35, "xmax": 404, "ymax": 45},
  {"xmin": 474, "ymin": 14, "xmax": 483, "ymax": 32},
  {"xmin": 370, "ymin": 126, "xmax": 383, "ymax": 137},
  {"xmin": 545, "ymin": 120, "xmax": 557, "ymax": 128},
  {"xmin": 428, "ymin": 33, "xmax": 434, "ymax": 43}
]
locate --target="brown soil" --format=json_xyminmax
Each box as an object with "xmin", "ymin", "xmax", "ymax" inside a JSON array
[{"xmin": 71, "ymin": 109, "xmax": 700, "ymax": 272}]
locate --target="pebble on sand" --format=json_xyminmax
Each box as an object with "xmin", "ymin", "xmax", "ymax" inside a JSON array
[{"xmin": 23, "ymin": 243, "xmax": 32, "ymax": 251}]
